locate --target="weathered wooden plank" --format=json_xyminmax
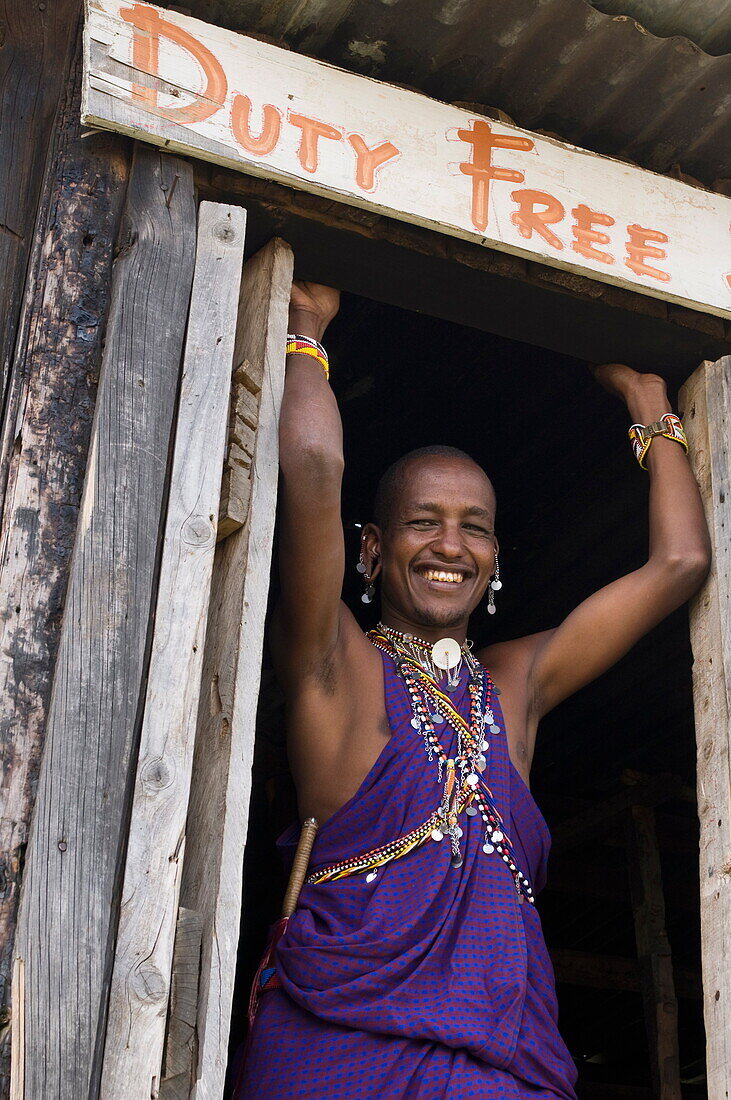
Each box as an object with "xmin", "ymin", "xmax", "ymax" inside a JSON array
[
  {"xmin": 11, "ymin": 145, "xmax": 196, "ymax": 1100},
  {"xmin": 0, "ymin": 33, "xmax": 131, "ymax": 1093},
  {"xmin": 159, "ymin": 908, "xmax": 203, "ymax": 1100},
  {"xmin": 681, "ymin": 357, "xmax": 731, "ymax": 1100},
  {"xmin": 82, "ymin": 0, "xmax": 731, "ymax": 320},
  {"xmin": 0, "ymin": 0, "xmax": 80, "ymax": 411},
  {"xmin": 625, "ymin": 805, "xmax": 681, "ymax": 1099},
  {"xmin": 179, "ymin": 238, "xmax": 293, "ymax": 1100},
  {"xmin": 100, "ymin": 201, "xmax": 247, "ymax": 1100}
]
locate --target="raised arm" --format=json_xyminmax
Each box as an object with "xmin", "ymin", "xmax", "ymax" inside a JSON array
[
  {"xmin": 523, "ymin": 364, "xmax": 711, "ymax": 718},
  {"xmin": 270, "ymin": 281, "xmax": 344, "ymax": 685}
]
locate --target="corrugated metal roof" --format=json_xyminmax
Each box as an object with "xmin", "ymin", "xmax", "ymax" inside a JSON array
[
  {"xmin": 187, "ymin": 0, "xmax": 731, "ymax": 187},
  {"xmin": 590, "ymin": 0, "xmax": 731, "ymax": 55}
]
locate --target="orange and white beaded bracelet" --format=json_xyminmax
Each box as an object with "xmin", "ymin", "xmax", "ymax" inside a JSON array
[
  {"xmin": 628, "ymin": 412, "xmax": 688, "ymax": 469},
  {"xmin": 286, "ymin": 334, "xmax": 330, "ymax": 380}
]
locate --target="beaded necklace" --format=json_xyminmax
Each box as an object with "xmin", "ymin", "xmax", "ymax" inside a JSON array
[{"xmin": 306, "ymin": 630, "xmax": 534, "ymax": 904}]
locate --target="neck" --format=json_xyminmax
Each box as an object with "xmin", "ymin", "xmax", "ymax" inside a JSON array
[{"xmin": 378, "ymin": 609, "xmax": 470, "ymax": 646}]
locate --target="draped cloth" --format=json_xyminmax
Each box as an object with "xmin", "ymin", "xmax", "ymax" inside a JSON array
[{"xmin": 236, "ymin": 650, "xmax": 578, "ymax": 1099}]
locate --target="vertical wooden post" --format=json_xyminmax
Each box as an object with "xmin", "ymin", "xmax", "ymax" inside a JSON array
[
  {"xmin": 0, "ymin": 28, "xmax": 130, "ymax": 1094},
  {"xmin": 680, "ymin": 357, "xmax": 731, "ymax": 1100},
  {"xmin": 0, "ymin": 0, "xmax": 81, "ymax": 409},
  {"xmin": 100, "ymin": 203, "xmax": 248, "ymax": 1100},
  {"xmin": 626, "ymin": 804, "xmax": 681, "ymax": 1099},
  {"xmin": 179, "ymin": 238, "xmax": 293, "ymax": 1100},
  {"xmin": 11, "ymin": 146, "xmax": 196, "ymax": 1100}
]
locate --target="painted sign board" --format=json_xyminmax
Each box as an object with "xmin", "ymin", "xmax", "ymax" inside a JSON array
[{"xmin": 83, "ymin": 0, "xmax": 731, "ymax": 319}]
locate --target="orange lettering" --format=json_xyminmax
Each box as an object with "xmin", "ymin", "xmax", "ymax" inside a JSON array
[
  {"xmin": 288, "ymin": 113, "xmax": 342, "ymax": 173},
  {"xmin": 510, "ymin": 189, "xmax": 564, "ymax": 250},
  {"xmin": 231, "ymin": 95, "xmax": 281, "ymax": 156},
  {"xmin": 625, "ymin": 224, "xmax": 670, "ymax": 282},
  {"xmin": 348, "ymin": 134, "xmax": 400, "ymax": 191},
  {"xmin": 457, "ymin": 120, "xmax": 534, "ymax": 233},
  {"xmin": 571, "ymin": 204, "xmax": 615, "ymax": 264},
  {"xmin": 120, "ymin": 4, "xmax": 226, "ymax": 124}
]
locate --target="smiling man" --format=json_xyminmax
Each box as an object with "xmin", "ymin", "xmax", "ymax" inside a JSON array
[{"xmin": 236, "ymin": 283, "xmax": 710, "ymax": 1099}]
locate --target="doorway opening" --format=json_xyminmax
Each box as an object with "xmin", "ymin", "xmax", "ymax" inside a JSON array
[{"xmin": 227, "ymin": 288, "xmax": 704, "ymax": 1097}]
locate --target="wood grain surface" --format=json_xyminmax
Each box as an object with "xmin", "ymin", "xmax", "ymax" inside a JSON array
[
  {"xmin": 179, "ymin": 238, "xmax": 293, "ymax": 1100},
  {"xmin": 11, "ymin": 145, "xmax": 196, "ymax": 1099},
  {"xmin": 101, "ymin": 202, "xmax": 247, "ymax": 1100},
  {"xmin": 681, "ymin": 356, "xmax": 731, "ymax": 1100}
]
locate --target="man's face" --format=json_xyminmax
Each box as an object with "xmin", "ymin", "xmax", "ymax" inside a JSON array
[{"xmin": 371, "ymin": 456, "xmax": 498, "ymax": 635}]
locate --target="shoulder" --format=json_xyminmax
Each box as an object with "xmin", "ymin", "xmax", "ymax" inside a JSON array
[{"xmin": 477, "ymin": 629, "xmax": 556, "ymax": 714}]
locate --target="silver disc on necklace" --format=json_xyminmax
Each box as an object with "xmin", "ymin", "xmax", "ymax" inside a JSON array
[
  {"xmin": 431, "ymin": 637, "xmax": 462, "ymax": 671},
  {"xmin": 410, "ymin": 717, "xmax": 421, "ymax": 729},
  {"xmin": 430, "ymin": 827, "xmax": 444, "ymax": 842},
  {"xmin": 466, "ymin": 806, "xmax": 478, "ymax": 816}
]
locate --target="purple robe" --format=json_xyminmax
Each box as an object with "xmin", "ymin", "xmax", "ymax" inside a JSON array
[{"xmin": 236, "ymin": 650, "xmax": 578, "ymax": 1099}]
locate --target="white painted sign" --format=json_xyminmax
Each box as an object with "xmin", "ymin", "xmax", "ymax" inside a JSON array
[{"xmin": 83, "ymin": 0, "xmax": 731, "ymax": 319}]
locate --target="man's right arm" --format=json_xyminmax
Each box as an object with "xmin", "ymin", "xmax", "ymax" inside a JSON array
[{"xmin": 271, "ymin": 282, "xmax": 345, "ymax": 688}]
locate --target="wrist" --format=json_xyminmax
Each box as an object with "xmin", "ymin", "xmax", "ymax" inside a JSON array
[
  {"xmin": 625, "ymin": 384, "xmax": 671, "ymax": 425},
  {"xmin": 288, "ymin": 309, "xmax": 328, "ymax": 342}
]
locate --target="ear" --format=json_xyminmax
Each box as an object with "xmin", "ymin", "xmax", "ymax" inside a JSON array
[
  {"xmin": 493, "ymin": 535, "xmax": 500, "ymax": 565},
  {"xmin": 361, "ymin": 523, "xmax": 383, "ymax": 581}
]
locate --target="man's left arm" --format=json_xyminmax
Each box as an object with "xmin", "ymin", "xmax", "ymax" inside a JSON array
[{"xmin": 527, "ymin": 363, "xmax": 711, "ymax": 720}]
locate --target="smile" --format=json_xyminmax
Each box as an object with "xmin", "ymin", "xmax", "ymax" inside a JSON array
[{"xmin": 418, "ymin": 568, "xmax": 466, "ymax": 584}]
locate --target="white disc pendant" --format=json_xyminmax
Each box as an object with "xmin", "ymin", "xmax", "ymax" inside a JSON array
[{"xmin": 431, "ymin": 637, "xmax": 461, "ymax": 671}]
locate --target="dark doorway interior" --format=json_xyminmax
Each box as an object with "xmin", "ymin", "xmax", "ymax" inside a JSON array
[{"xmin": 229, "ymin": 290, "xmax": 705, "ymax": 1098}]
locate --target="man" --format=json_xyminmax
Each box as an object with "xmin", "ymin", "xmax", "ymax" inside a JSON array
[{"xmin": 237, "ymin": 281, "xmax": 710, "ymax": 1098}]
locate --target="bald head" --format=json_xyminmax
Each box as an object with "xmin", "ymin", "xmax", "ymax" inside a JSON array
[{"xmin": 373, "ymin": 446, "xmax": 495, "ymax": 531}]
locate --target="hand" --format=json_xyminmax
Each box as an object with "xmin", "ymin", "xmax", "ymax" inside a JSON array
[
  {"xmin": 592, "ymin": 362, "xmax": 670, "ymax": 423},
  {"xmin": 289, "ymin": 281, "xmax": 340, "ymax": 342}
]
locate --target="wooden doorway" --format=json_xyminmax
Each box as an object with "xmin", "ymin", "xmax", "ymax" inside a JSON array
[{"xmin": 230, "ymin": 281, "xmax": 710, "ymax": 1098}]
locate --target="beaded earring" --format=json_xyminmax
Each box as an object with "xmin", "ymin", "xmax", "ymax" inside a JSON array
[
  {"xmin": 487, "ymin": 553, "xmax": 501, "ymax": 615},
  {"xmin": 357, "ymin": 547, "xmax": 376, "ymax": 604}
]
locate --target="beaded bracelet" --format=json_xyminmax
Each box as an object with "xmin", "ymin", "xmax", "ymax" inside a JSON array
[
  {"xmin": 628, "ymin": 412, "xmax": 688, "ymax": 469},
  {"xmin": 286, "ymin": 334, "xmax": 329, "ymax": 380}
]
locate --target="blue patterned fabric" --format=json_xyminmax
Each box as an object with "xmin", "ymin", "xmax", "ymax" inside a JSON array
[{"xmin": 236, "ymin": 650, "xmax": 578, "ymax": 1099}]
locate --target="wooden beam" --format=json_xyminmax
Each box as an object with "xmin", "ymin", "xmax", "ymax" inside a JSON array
[
  {"xmin": 552, "ymin": 773, "xmax": 684, "ymax": 854},
  {"xmin": 83, "ymin": 0, "xmax": 731, "ymax": 321},
  {"xmin": 681, "ymin": 357, "xmax": 731, "ymax": 1100},
  {"xmin": 551, "ymin": 949, "xmax": 701, "ymax": 1001},
  {"xmin": 0, "ymin": 0, "xmax": 80, "ymax": 410},
  {"xmin": 200, "ymin": 166, "xmax": 731, "ymax": 375},
  {"xmin": 100, "ymin": 202, "xmax": 247, "ymax": 1100},
  {"xmin": 626, "ymin": 804, "xmax": 682, "ymax": 1099},
  {"xmin": 0, "ymin": 35, "xmax": 131, "ymax": 1093},
  {"xmin": 179, "ymin": 238, "xmax": 293, "ymax": 1100},
  {"xmin": 11, "ymin": 145, "xmax": 196, "ymax": 1100}
]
